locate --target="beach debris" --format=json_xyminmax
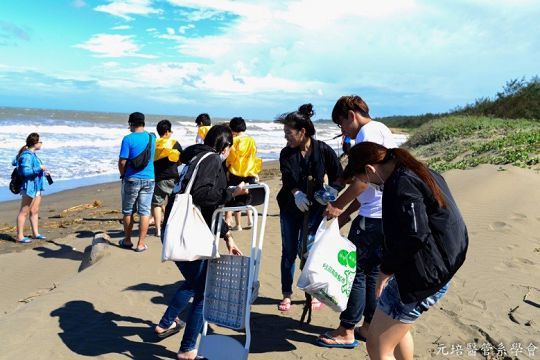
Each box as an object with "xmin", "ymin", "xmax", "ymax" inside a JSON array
[
  {"xmin": 507, "ymin": 305, "xmax": 520, "ymax": 324},
  {"xmin": 62, "ymin": 200, "xmax": 103, "ymax": 214},
  {"xmin": 18, "ymin": 283, "xmax": 57, "ymax": 303},
  {"xmin": 0, "ymin": 225, "xmax": 16, "ymax": 233}
]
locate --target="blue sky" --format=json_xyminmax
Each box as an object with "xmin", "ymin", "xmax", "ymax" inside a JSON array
[{"xmin": 0, "ymin": 0, "xmax": 539, "ymax": 120}]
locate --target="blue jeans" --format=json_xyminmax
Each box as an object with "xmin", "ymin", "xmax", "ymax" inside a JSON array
[
  {"xmin": 121, "ymin": 178, "xmax": 155, "ymax": 216},
  {"xmin": 280, "ymin": 206, "xmax": 324, "ymax": 296},
  {"xmin": 378, "ymin": 277, "xmax": 449, "ymax": 324},
  {"xmin": 159, "ymin": 260, "xmax": 207, "ymax": 353},
  {"xmin": 340, "ymin": 216, "xmax": 384, "ymax": 329}
]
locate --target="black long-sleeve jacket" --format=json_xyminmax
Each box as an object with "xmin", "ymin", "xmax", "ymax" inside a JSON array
[
  {"xmin": 177, "ymin": 144, "xmax": 233, "ymax": 232},
  {"xmin": 381, "ymin": 166, "xmax": 469, "ymax": 303},
  {"xmin": 277, "ymin": 138, "xmax": 343, "ymax": 212}
]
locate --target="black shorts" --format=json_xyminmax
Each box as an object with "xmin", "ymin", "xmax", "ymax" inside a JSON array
[{"xmin": 227, "ymin": 174, "xmax": 257, "ymax": 206}]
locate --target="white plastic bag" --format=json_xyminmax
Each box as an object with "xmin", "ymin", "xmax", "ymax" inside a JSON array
[
  {"xmin": 162, "ymin": 152, "xmax": 220, "ymax": 262},
  {"xmin": 297, "ymin": 219, "xmax": 357, "ymax": 312}
]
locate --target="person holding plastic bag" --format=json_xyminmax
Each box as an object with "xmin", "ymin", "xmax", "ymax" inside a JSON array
[
  {"xmin": 343, "ymin": 142, "xmax": 468, "ymax": 360},
  {"xmin": 154, "ymin": 125, "xmax": 247, "ymax": 360},
  {"xmin": 276, "ymin": 103, "xmax": 343, "ymax": 312},
  {"xmin": 297, "ymin": 218, "xmax": 357, "ymax": 313},
  {"xmin": 318, "ymin": 95, "xmax": 397, "ymax": 348}
]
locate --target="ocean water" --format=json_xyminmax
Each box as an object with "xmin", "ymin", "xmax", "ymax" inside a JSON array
[{"xmin": 0, "ymin": 107, "xmax": 408, "ymax": 202}]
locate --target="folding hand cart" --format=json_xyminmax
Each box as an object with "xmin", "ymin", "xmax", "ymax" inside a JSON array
[{"xmin": 197, "ymin": 183, "xmax": 269, "ymax": 360}]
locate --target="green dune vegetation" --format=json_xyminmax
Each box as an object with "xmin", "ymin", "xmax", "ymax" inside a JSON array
[{"xmin": 379, "ymin": 77, "xmax": 540, "ymax": 172}]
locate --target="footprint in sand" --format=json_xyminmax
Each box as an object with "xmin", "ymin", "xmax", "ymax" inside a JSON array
[
  {"xmin": 489, "ymin": 221, "xmax": 512, "ymax": 231},
  {"xmin": 510, "ymin": 213, "xmax": 527, "ymax": 221},
  {"xmin": 517, "ymin": 257, "xmax": 534, "ymax": 265}
]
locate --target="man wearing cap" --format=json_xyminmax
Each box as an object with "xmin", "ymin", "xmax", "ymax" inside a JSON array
[{"xmin": 118, "ymin": 112, "xmax": 156, "ymax": 253}]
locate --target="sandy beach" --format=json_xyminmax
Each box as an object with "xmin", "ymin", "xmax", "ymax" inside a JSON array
[{"xmin": 0, "ymin": 163, "xmax": 539, "ymax": 359}]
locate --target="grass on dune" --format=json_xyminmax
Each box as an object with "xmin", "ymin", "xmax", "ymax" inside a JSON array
[{"xmin": 405, "ymin": 116, "xmax": 540, "ymax": 172}]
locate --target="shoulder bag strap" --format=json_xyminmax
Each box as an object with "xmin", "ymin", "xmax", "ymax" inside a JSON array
[{"xmin": 183, "ymin": 152, "xmax": 215, "ymax": 195}]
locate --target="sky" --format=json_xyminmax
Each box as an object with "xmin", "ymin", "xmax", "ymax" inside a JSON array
[{"xmin": 0, "ymin": 0, "xmax": 539, "ymax": 120}]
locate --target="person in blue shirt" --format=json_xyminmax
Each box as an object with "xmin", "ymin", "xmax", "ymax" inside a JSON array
[
  {"xmin": 13, "ymin": 132, "xmax": 48, "ymax": 243},
  {"xmin": 118, "ymin": 112, "xmax": 156, "ymax": 252}
]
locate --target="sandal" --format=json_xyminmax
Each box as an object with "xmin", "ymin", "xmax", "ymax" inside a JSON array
[
  {"xmin": 118, "ymin": 239, "xmax": 133, "ymax": 249},
  {"xmin": 156, "ymin": 321, "xmax": 181, "ymax": 339},
  {"xmin": 17, "ymin": 237, "xmax": 32, "ymax": 244},
  {"xmin": 316, "ymin": 332, "xmax": 359, "ymax": 349},
  {"xmin": 33, "ymin": 234, "xmax": 47, "ymax": 240},
  {"xmin": 278, "ymin": 298, "xmax": 291, "ymax": 312},
  {"xmin": 134, "ymin": 244, "xmax": 148, "ymax": 252}
]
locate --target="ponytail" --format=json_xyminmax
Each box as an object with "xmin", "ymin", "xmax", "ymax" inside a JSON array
[
  {"xmin": 392, "ymin": 148, "xmax": 447, "ymax": 208},
  {"xmin": 18, "ymin": 133, "xmax": 40, "ymax": 157},
  {"xmin": 17, "ymin": 145, "xmax": 28, "ymax": 157},
  {"xmin": 344, "ymin": 142, "xmax": 447, "ymax": 208}
]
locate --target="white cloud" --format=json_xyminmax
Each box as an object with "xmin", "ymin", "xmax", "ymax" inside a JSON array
[
  {"xmin": 111, "ymin": 25, "xmax": 131, "ymax": 30},
  {"xmin": 95, "ymin": 0, "xmax": 162, "ymax": 20},
  {"xmin": 131, "ymin": 62, "xmax": 202, "ymax": 87},
  {"xmin": 74, "ymin": 34, "xmax": 155, "ymax": 58},
  {"xmin": 166, "ymin": 27, "xmax": 175, "ymax": 35},
  {"xmin": 178, "ymin": 24, "xmax": 195, "ymax": 34}
]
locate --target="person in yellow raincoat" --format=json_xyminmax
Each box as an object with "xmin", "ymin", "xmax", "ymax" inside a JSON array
[
  {"xmin": 195, "ymin": 113, "xmax": 211, "ymax": 144},
  {"xmin": 152, "ymin": 120, "xmax": 182, "ymax": 237},
  {"xmin": 225, "ymin": 117, "xmax": 262, "ymax": 230}
]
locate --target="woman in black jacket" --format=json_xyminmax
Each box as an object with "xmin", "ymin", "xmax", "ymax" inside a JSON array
[
  {"xmin": 342, "ymin": 142, "xmax": 468, "ymax": 360},
  {"xmin": 276, "ymin": 103, "xmax": 343, "ymax": 312},
  {"xmin": 154, "ymin": 125, "xmax": 247, "ymax": 360}
]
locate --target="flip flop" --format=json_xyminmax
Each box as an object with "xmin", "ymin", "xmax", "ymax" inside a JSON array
[
  {"xmin": 354, "ymin": 327, "xmax": 367, "ymax": 342},
  {"xmin": 134, "ymin": 244, "xmax": 148, "ymax": 252},
  {"xmin": 118, "ymin": 239, "xmax": 133, "ymax": 249},
  {"xmin": 17, "ymin": 237, "xmax": 32, "ymax": 244},
  {"xmin": 316, "ymin": 332, "xmax": 359, "ymax": 349},
  {"xmin": 278, "ymin": 298, "xmax": 291, "ymax": 312},
  {"xmin": 156, "ymin": 321, "xmax": 182, "ymax": 339},
  {"xmin": 33, "ymin": 234, "xmax": 47, "ymax": 240}
]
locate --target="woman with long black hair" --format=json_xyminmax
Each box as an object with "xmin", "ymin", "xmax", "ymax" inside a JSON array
[
  {"xmin": 276, "ymin": 103, "xmax": 343, "ymax": 312},
  {"xmin": 154, "ymin": 125, "xmax": 247, "ymax": 360},
  {"xmin": 342, "ymin": 142, "xmax": 468, "ymax": 360}
]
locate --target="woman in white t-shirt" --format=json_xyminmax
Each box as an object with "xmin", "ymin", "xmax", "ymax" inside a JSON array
[{"xmin": 317, "ymin": 95, "xmax": 396, "ymax": 349}]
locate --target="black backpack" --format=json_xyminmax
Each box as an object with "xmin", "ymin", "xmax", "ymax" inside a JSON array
[
  {"xmin": 9, "ymin": 167, "xmax": 23, "ymax": 194},
  {"xmin": 128, "ymin": 133, "xmax": 153, "ymax": 171}
]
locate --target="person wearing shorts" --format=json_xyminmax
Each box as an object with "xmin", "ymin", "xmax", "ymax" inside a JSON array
[
  {"xmin": 342, "ymin": 142, "xmax": 468, "ymax": 359},
  {"xmin": 224, "ymin": 117, "xmax": 262, "ymax": 230},
  {"xmin": 152, "ymin": 119, "xmax": 182, "ymax": 237},
  {"xmin": 118, "ymin": 112, "xmax": 156, "ymax": 252}
]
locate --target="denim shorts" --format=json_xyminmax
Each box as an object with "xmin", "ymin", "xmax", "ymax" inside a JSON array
[
  {"xmin": 152, "ymin": 179, "xmax": 176, "ymax": 206},
  {"xmin": 378, "ymin": 277, "xmax": 449, "ymax": 324},
  {"xmin": 121, "ymin": 178, "xmax": 155, "ymax": 216}
]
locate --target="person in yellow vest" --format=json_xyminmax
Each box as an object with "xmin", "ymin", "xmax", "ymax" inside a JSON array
[
  {"xmin": 225, "ymin": 117, "xmax": 262, "ymax": 230},
  {"xmin": 152, "ymin": 120, "xmax": 182, "ymax": 238},
  {"xmin": 195, "ymin": 113, "xmax": 211, "ymax": 144}
]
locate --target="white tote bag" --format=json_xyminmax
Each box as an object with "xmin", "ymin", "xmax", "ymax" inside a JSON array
[
  {"xmin": 162, "ymin": 152, "xmax": 220, "ymax": 262},
  {"xmin": 297, "ymin": 219, "xmax": 357, "ymax": 312}
]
